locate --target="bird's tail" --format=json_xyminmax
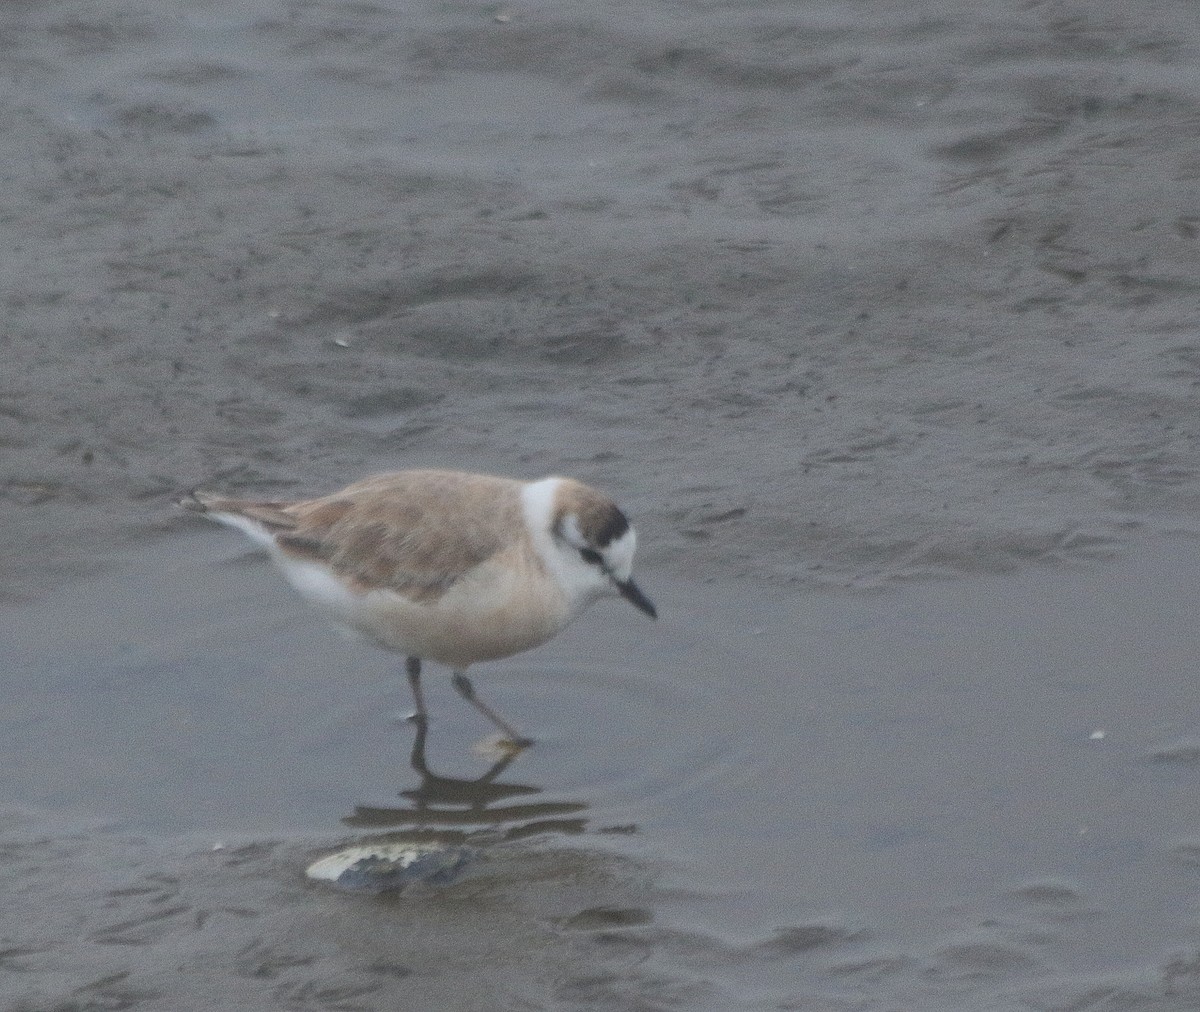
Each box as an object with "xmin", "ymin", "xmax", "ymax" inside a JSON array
[
  {"xmin": 176, "ymin": 490, "xmax": 300, "ymax": 549},
  {"xmin": 176, "ymin": 489, "xmax": 224, "ymax": 515}
]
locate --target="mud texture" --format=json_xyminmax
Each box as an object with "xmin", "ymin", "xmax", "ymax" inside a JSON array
[
  {"xmin": 5, "ymin": 1, "xmax": 1200, "ymax": 1009},
  {"xmin": 4, "ymin": 0, "xmax": 1200, "ymax": 594}
]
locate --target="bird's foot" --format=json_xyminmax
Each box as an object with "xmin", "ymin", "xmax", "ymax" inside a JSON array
[{"xmin": 472, "ymin": 732, "xmax": 533, "ymax": 759}]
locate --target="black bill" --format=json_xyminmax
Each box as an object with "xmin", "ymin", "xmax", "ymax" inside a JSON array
[{"xmin": 616, "ymin": 577, "xmax": 657, "ymax": 619}]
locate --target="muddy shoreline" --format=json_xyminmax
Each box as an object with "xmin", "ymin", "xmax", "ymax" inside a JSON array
[
  {"xmin": 6, "ymin": 1, "xmax": 1200, "ymax": 1008},
  {"xmin": 5, "ymin": 0, "xmax": 1200, "ymax": 596}
]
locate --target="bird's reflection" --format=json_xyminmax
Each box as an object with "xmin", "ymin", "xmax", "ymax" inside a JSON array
[{"xmin": 342, "ymin": 716, "xmax": 590, "ymax": 839}]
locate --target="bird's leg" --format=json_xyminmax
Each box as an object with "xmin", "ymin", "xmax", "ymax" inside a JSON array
[
  {"xmin": 451, "ymin": 671, "xmax": 532, "ymax": 748},
  {"xmin": 405, "ymin": 656, "xmax": 428, "ymax": 726},
  {"xmin": 407, "ymin": 697, "xmax": 432, "ymax": 777}
]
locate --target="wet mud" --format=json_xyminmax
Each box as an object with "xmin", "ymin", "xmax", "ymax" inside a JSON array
[{"xmin": 5, "ymin": 0, "xmax": 1200, "ymax": 1008}]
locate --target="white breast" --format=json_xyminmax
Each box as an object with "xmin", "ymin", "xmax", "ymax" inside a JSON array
[{"xmin": 276, "ymin": 543, "xmax": 574, "ymax": 669}]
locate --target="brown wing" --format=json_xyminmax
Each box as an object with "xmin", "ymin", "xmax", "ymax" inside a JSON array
[{"xmin": 275, "ymin": 471, "xmax": 526, "ymax": 602}]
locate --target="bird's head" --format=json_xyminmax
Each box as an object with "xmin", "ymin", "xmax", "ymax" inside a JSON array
[{"xmin": 526, "ymin": 477, "xmax": 657, "ymax": 619}]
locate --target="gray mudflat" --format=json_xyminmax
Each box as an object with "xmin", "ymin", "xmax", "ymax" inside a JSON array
[
  {"xmin": 6, "ymin": 534, "xmax": 1200, "ymax": 1008},
  {"xmin": 5, "ymin": 0, "xmax": 1200, "ymax": 1008}
]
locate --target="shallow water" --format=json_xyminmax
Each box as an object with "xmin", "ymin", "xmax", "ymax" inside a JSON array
[
  {"xmin": 6, "ymin": 532, "xmax": 1200, "ymax": 1007},
  {"xmin": 7, "ymin": 0, "xmax": 1200, "ymax": 1006}
]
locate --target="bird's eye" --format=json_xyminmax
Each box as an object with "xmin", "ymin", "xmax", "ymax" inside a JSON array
[{"xmin": 579, "ymin": 547, "xmax": 603, "ymax": 566}]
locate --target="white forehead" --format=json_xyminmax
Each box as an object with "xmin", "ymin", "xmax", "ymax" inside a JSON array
[{"xmin": 602, "ymin": 526, "xmax": 638, "ymax": 581}]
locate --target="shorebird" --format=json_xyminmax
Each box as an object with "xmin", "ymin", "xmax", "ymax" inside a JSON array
[{"xmin": 179, "ymin": 469, "xmax": 656, "ymax": 747}]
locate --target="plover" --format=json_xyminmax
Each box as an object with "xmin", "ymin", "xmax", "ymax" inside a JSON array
[{"xmin": 179, "ymin": 470, "xmax": 656, "ymax": 747}]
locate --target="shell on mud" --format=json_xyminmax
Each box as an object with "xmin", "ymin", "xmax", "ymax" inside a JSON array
[{"xmin": 305, "ymin": 841, "xmax": 473, "ymax": 893}]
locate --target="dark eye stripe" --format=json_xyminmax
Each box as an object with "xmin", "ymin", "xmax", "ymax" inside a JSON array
[{"xmin": 579, "ymin": 547, "xmax": 603, "ymax": 566}]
